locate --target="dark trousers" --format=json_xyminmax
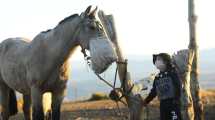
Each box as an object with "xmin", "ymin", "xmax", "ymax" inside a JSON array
[{"xmin": 160, "ymin": 98, "xmax": 182, "ymax": 120}]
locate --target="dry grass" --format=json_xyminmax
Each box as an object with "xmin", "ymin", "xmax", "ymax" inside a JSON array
[{"xmin": 9, "ymin": 89, "xmax": 215, "ymax": 120}]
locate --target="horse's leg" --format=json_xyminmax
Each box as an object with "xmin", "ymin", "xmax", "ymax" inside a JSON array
[
  {"xmin": 8, "ymin": 88, "xmax": 18, "ymax": 116},
  {"xmin": 51, "ymin": 89, "xmax": 65, "ymax": 120},
  {"xmin": 23, "ymin": 94, "xmax": 32, "ymax": 120},
  {"xmin": 0, "ymin": 83, "xmax": 10, "ymax": 120},
  {"xmin": 31, "ymin": 87, "xmax": 44, "ymax": 120}
]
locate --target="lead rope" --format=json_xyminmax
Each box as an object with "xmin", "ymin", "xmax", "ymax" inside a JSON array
[
  {"xmin": 96, "ymin": 61, "xmax": 136, "ymax": 119},
  {"xmin": 81, "ymin": 49, "xmax": 137, "ymax": 119},
  {"xmin": 81, "ymin": 50, "xmax": 133, "ymax": 119},
  {"xmin": 110, "ymin": 65, "xmax": 124, "ymax": 118}
]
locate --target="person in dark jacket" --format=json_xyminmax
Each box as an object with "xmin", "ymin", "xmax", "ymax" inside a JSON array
[{"xmin": 142, "ymin": 53, "xmax": 182, "ymax": 120}]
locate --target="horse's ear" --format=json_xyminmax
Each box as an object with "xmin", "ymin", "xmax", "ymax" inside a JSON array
[
  {"xmin": 89, "ymin": 6, "xmax": 98, "ymax": 18},
  {"xmin": 85, "ymin": 5, "xmax": 92, "ymax": 15}
]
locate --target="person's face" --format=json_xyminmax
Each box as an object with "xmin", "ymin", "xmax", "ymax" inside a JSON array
[{"xmin": 155, "ymin": 56, "xmax": 166, "ymax": 72}]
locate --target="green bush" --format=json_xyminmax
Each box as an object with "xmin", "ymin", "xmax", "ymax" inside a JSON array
[{"xmin": 88, "ymin": 92, "xmax": 109, "ymax": 101}]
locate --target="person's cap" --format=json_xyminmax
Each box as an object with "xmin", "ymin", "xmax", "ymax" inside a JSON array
[{"xmin": 152, "ymin": 53, "xmax": 171, "ymax": 65}]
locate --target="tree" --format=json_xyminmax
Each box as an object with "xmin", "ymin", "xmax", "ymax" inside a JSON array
[
  {"xmin": 173, "ymin": 1, "xmax": 204, "ymax": 119},
  {"xmin": 188, "ymin": 0, "xmax": 204, "ymax": 119}
]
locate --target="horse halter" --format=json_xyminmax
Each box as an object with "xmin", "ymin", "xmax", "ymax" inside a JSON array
[
  {"xmin": 80, "ymin": 20, "xmax": 104, "ymax": 66},
  {"xmin": 65, "ymin": 14, "xmax": 91, "ymax": 65},
  {"xmin": 81, "ymin": 47, "xmax": 91, "ymax": 66}
]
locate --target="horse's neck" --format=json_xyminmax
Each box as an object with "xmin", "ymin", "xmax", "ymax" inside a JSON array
[
  {"xmin": 28, "ymin": 17, "xmax": 80, "ymax": 72},
  {"xmin": 46, "ymin": 21, "xmax": 79, "ymax": 62}
]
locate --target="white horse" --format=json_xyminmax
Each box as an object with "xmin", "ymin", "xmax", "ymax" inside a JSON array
[{"xmin": 0, "ymin": 6, "xmax": 117, "ymax": 120}]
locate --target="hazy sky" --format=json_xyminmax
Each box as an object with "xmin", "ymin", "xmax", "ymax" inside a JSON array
[{"xmin": 0, "ymin": 0, "xmax": 214, "ymax": 58}]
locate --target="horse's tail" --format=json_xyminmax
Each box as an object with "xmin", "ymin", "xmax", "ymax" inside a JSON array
[{"xmin": 9, "ymin": 89, "xmax": 18, "ymax": 116}]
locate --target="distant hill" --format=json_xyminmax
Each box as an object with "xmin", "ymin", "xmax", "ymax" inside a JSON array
[{"xmin": 66, "ymin": 48, "xmax": 215, "ymax": 100}]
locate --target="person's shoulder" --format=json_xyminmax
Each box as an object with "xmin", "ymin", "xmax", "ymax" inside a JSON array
[
  {"xmin": 168, "ymin": 69, "xmax": 181, "ymax": 81},
  {"xmin": 154, "ymin": 73, "xmax": 160, "ymax": 80}
]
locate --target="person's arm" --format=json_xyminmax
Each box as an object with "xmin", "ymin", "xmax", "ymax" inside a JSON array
[
  {"xmin": 170, "ymin": 71, "xmax": 181, "ymax": 100},
  {"xmin": 142, "ymin": 79, "xmax": 157, "ymax": 105}
]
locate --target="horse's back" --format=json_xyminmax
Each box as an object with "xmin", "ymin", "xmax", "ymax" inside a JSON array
[{"xmin": 0, "ymin": 37, "xmax": 30, "ymax": 55}]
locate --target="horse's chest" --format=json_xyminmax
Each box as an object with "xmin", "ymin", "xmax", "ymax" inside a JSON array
[
  {"xmin": 40, "ymin": 78, "xmax": 68, "ymax": 93},
  {"xmin": 40, "ymin": 68, "xmax": 69, "ymax": 92}
]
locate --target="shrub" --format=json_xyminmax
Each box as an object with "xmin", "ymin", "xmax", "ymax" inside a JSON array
[{"xmin": 88, "ymin": 92, "xmax": 109, "ymax": 101}]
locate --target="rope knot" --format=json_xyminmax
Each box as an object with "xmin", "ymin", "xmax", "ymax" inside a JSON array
[{"xmin": 109, "ymin": 88, "xmax": 123, "ymax": 102}]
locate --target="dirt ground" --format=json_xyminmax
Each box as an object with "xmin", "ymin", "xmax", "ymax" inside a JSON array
[{"xmin": 9, "ymin": 89, "xmax": 215, "ymax": 120}]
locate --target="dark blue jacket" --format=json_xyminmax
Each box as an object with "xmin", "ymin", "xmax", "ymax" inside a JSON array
[{"xmin": 145, "ymin": 69, "xmax": 181, "ymax": 103}]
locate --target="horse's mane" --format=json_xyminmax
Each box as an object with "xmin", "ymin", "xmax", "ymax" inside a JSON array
[
  {"xmin": 58, "ymin": 14, "xmax": 79, "ymax": 25},
  {"xmin": 41, "ymin": 29, "xmax": 51, "ymax": 33},
  {"xmin": 41, "ymin": 14, "xmax": 79, "ymax": 33}
]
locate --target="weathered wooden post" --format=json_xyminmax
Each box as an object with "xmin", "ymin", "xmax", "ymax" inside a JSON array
[
  {"xmin": 188, "ymin": 0, "xmax": 204, "ymax": 119},
  {"xmin": 98, "ymin": 10, "xmax": 144, "ymax": 120},
  {"xmin": 172, "ymin": 49, "xmax": 195, "ymax": 120}
]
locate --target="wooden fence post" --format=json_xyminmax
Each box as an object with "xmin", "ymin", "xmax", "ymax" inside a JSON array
[
  {"xmin": 172, "ymin": 49, "xmax": 195, "ymax": 120},
  {"xmin": 188, "ymin": 0, "xmax": 204, "ymax": 119},
  {"xmin": 98, "ymin": 10, "xmax": 144, "ymax": 120}
]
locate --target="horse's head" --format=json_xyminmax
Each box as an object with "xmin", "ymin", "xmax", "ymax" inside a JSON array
[{"xmin": 76, "ymin": 6, "xmax": 117, "ymax": 74}]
